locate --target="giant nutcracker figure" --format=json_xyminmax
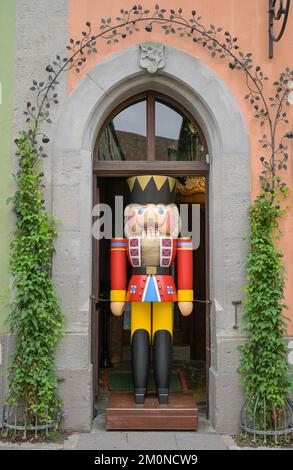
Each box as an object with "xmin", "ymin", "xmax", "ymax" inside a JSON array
[{"xmin": 110, "ymin": 175, "xmax": 193, "ymax": 405}]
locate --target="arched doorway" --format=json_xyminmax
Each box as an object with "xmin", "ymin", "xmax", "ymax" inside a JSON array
[
  {"xmin": 91, "ymin": 90, "xmax": 209, "ymax": 421},
  {"xmin": 53, "ymin": 44, "xmax": 250, "ymax": 433}
]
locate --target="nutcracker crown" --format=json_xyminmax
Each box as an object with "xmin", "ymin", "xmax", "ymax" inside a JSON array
[{"xmin": 126, "ymin": 175, "xmax": 177, "ymax": 205}]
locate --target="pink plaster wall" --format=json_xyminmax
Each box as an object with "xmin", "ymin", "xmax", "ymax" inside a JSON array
[{"xmin": 68, "ymin": 0, "xmax": 293, "ymax": 334}]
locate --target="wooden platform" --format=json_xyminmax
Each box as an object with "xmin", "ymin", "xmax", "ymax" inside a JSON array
[{"xmin": 106, "ymin": 392, "xmax": 198, "ymax": 430}]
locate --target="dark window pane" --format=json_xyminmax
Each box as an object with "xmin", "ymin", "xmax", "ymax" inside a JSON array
[
  {"xmin": 97, "ymin": 100, "xmax": 147, "ymax": 161},
  {"xmin": 155, "ymin": 100, "xmax": 206, "ymax": 161}
]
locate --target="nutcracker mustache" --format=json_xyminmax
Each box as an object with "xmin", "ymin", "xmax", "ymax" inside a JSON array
[
  {"xmin": 136, "ymin": 220, "xmax": 166, "ymax": 238},
  {"xmin": 139, "ymin": 221, "xmax": 162, "ymax": 229},
  {"xmin": 130, "ymin": 222, "xmax": 164, "ymax": 238}
]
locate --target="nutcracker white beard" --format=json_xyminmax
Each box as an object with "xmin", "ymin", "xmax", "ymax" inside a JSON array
[{"xmin": 124, "ymin": 203, "xmax": 181, "ymax": 240}]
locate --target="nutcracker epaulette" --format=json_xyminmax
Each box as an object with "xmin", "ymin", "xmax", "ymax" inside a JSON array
[
  {"xmin": 176, "ymin": 238, "xmax": 193, "ymax": 250},
  {"xmin": 111, "ymin": 239, "xmax": 127, "ymax": 250},
  {"xmin": 128, "ymin": 237, "xmax": 141, "ymax": 267}
]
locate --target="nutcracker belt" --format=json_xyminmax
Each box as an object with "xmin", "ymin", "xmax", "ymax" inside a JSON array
[{"xmin": 133, "ymin": 267, "xmax": 172, "ymax": 275}]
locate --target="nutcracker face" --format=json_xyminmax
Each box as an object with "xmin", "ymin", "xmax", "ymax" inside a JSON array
[{"xmin": 124, "ymin": 203, "xmax": 180, "ymax": 239}]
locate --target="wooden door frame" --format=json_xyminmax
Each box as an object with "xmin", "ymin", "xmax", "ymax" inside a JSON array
[
  {"xmin": 205, "ymin": 174, "xmax": 211, "ymax": 418},
  {"xmin": 93, "ymin": 161, "xmax": 209, "ymax": 176},
  {"xmin": 91, "ymin": 165, "xmax": 211, "ymax": 415},
  {"xmin": 91, "ymin": 180, "xmax": 100, "ymax": 415}
]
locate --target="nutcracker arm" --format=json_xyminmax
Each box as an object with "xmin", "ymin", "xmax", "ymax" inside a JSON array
[
  {"xmin": 176, "ymin": 238, "xmax": 194, "ymax": 302},
  {"xmin": 110, "ymin": 238, "xmax": 127, "ymax": 302}
]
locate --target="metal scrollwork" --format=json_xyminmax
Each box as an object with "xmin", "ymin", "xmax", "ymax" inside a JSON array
[{"xmin": 269, "ymin": 0, "xmax": 291, "ymax": 58}]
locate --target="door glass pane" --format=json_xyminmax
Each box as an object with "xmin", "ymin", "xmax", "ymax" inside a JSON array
[
  {"xmin": 97, "ymin": 100, "xmax": 147, "ymax": 161},
  {"xmin": 155, "ymin": 100, "xmax": 206, "ymax": 161}
]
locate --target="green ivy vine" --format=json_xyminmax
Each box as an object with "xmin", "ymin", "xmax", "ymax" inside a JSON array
[
  {"xmin": 6, "ymin": 130, "xmax": 64, "ymax": 427},
  {"xmin": 239, "ymin": 190, "xmax": 292, "ymax": 408}
]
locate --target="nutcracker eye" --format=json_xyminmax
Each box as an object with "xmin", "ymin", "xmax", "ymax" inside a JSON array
[
  {"xmin": 155, "ymin": 207, "xmax": 166, "ymax": 216},
  {"xmin": 136, "ymin": 207, "xmax": 146, "ymax": 216}
]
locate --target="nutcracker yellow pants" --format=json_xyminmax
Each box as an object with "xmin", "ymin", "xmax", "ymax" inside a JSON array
[{"xmin": 130, "ymin": 302, "xmax": 173, "ymax": 342}]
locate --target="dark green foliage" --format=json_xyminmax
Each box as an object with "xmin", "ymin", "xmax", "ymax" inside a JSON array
[
  {"xmin": 7, "ymin": 131, "xmax": 64, "ymax": 424},
  {"xmin": 239, "ymin": 194, "xmax": 292, "ymax": 406}
]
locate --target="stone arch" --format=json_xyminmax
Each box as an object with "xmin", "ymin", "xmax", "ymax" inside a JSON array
[{"xmin": 52, "ymin": 44, "xmax": 250, "ymax": 433}]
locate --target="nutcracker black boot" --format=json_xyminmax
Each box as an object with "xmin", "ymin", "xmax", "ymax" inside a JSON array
[
  {"xmin": 131, "ymin": 329, "xmax": 150, "ymax": 404},
  {"xmin": 153, "ymin": 330, "xmax": 172, "ymax": 405}
]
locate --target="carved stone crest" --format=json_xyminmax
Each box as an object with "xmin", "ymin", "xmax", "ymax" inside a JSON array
[{"xmin": 139, "ymin": 42, "xmax": 165, "ymax": 73}]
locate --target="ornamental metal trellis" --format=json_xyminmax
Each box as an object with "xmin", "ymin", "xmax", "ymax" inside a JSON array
[
  {"xmin": 8, "ymin": 4, "xmax": 293, "ymax": 440},
  {"xmin": 1, "ymin": 404, "xmax": 60, "ymax": 439},
  {"xmin": 269, "ymin": 0, "xmax": 291, "ymax": 58},
  {"xmin": 241, "ymin": 396, "xmax": 293, "ymax": 444}
]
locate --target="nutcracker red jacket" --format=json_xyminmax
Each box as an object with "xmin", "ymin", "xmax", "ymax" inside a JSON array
[{"xmin": 110, "ymin": 237, "xmax": 193, "ymax": 303}]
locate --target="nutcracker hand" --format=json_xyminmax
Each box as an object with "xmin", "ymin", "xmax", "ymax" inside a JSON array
[
  {"xmin": 178, "ymin": 301, "xmax": 193, "ymax": 316},
  {"xmin": 110, "ymin": 301, "xmax": 125, "ymax": 316}
]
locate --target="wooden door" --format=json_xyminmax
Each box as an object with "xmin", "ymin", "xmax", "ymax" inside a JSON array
[{"xmin": 91, "ymin": 178, "xmax": 100, "ymax": 412}]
